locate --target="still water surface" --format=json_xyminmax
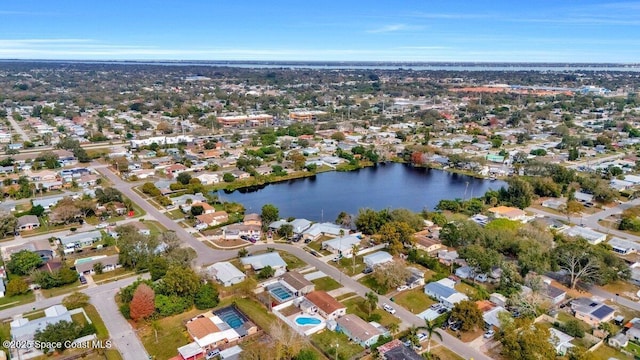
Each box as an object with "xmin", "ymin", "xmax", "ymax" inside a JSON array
[{"xmin": 218, "ymin": 163, "xmax": 506, "ymax": 222}]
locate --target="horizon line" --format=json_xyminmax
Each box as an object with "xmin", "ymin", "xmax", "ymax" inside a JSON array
[{"xmin": 1, "ymin": 58, "xmax": 639, "ymax": 66}]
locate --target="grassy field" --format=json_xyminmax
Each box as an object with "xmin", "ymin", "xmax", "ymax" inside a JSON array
[
  {"xmin": 280, "ymin": 252, "xmax": 306, "ymax": 270},
  {"xmin": 143, "ymin": 220, "xmax": 167, "ymax": 237},
  {"xmin": 42, "ymin": 280, "xmax": 86, "ymax": 298},
  {"xmin": 311, "ymin": 330, "xmax": 364, "ymax": 360},
  {"xmin": 455, "ymin": 282, "xmax": 478, "ymax": 299},
  {"xmin": 311, "ymin": 277, "xmax": 342, "ymax": 292},
  {"xmin": 343, "ymin": 297, "xmax": 400, "ymax": 328},
  {"xmin": 359, "ymin": 275, "xmax": 389, "ymax": 295},
  {"xmin": 334, "ymin": 256, "xmax": 365, "ymax": 276},
  {"xmin": 590, "ymin": 344, "xmax": 632, "ymax": 360},
  {"xmin": 393, "ymin": 288, "xmax": 435, "ymax": 314},
  {"xmin": 84, "ymin": 304, "xmax": 109, "ymax": 339},
  {"xmin": 139, "ymin": 307, "xmax": 202, "ymax": 360},
  {"xmin": 0, "ymin": 291, "xmax": 35, "ymax": 309},
  {"xmin": 92, "ymin": 268, "xmax": 134, "ymax": 282}
]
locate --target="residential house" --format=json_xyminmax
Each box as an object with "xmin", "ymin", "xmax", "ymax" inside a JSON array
[
  {"xmin": 549, "ymin": 328, "xmax": 574, "ymax": 356},
  {"xmin": 362, "ymin": 251, "xmax": 393, "ymax": 269},
  {"xmin": 77, "ymin": 174, "xmax": 99, "ymax": 188},
  {"xmin": 414, "ymin": 231, "xmax": 443, "ymax": 253},
  {"xmin": 280, "ymin": 271, "xmax": 315, "ymax": 296},
  {"xmin": 240, "ymin": 252, "xmax": 287, "ymax": 275},
  {"xmin": 490, "ymin": 293, "xmax": 508, "ymax": 307},
  {"xmin": 608, "ymin": 332, "xmax": 629, "ymax": 348},
  {"xmin": 10, "ymin": 305, "xmax": 72, "ymax": 342},
  {"xmin": 321, "ymin": 234, "xmax": 362, "ymax": 257},
  {"xmin": 424, "ymin": 278, "xmax": 469, "ymax": 309},
  {"xmin": 379, "ymin": 340, "xmax": 422, "ymax": 360},
  {"xmin": 543, "ymin": 283, "xmax": 567, "ymax": 306},
  {"xmin": 571, "ymin": 298, "xmax": 616, "ymax": 327},
  {"xmin": 303, "ymin": 222, "xmax": 345, "ymax": 240},
  {"xmin": 123, "ymin": 221, "xmax": 148, "ymax": 235},
  {"xmin": 230, "ymin": 170, "xmax": 250, "ymax": 180},
  {"xmin": 336, "ymin": 314, "xmax": 385, "ymax": 348},
  {"xmin": 609, "ymin": 237, "xmax": 640, "ymax": 255},
  {"xmin": 74, "ymin": 255, "xmax": 120, "ymax": 275},
  {"xmin": 165, "ymin": 164, "xmax": 188, "ymax": 177},
  {"xmin": 2, "ymin": 239, "xmax": 53, "ymax": 261},
  {"xmin": 195, "ymin": 211, "xmax": 229, "ymax": 230},
  {"xmin": 477, "ymin": 300, "xmax": 508, "ymax": 329},
  {"xmin": 171, "ymin": 193, "xmax": 207, "ymax": 207},
  {"xmin": 222, "ymin": 224, "xmax": 261, "ymax": 240},
  {"xmin": 542, "ymin": 198, "xmax": 567, "ymax": 210},
  {"xmin": 207, "ymin": 262, "xmax": 246, "ymax": 287},
  {"xmin": 188, "ymin": 202, "xmax": 216, "ymax": 214},
  {"xmin": 60, "ymin": 230, "xmax": 102, "ymax": 254},
  {"xmin": 405, "ymin": 267, "xmax": 425, "ymax": 289},
  {"xmin": 487, "ymin": 206, "xmax": 527, "ymax": 221},
  {"xmin": 563, "ymin": 226, "xmax": 606, "ymax": 245},
  {"xmin": 195, "ymin": 173, "xmax": 220, "ymax": 185},
  {"xmin": 16, "ymin": 215, "xmax": 39, "ymax": 232},
  {"xmin": 32, "ymin": 196, "xmax": 64, "ymax": 210},
  {"xmin": 243, "ymin": 213, "xmax": 261, "ymax": 227},
  {"xmin": 305, "ymin": 291, "xmax": 347, "ymax": 320},
  {"xmin": 437, "ymin": 249, "xmax": 459, "ymax": 265},
  {"xmin": 290, "ymin": 219, "xmax": 312, "ymax": 235},
  {"xmin": 455, "ymin": 266, "xmax": 475, "ymax": 280}
]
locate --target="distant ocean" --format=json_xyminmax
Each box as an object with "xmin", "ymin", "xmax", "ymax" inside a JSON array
[{"xmin": 1, "ymin": 59, "xmax": 639, "ymax": 72}]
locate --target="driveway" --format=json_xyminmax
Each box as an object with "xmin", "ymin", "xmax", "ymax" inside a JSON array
[{"xmin": 417, "ymin": 308, "xmax": 445, "ymax": 321}]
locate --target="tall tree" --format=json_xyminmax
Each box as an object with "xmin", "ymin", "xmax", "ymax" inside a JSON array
[
  {"xmin": 417, "ymin": 319, "xmax": 443, "ymax": 353},
  {"xmin": 450, "ymin": 300, "xmax": 484, "ymax": 332},
  {"xmin": 555, "ymin": 240, "xmax": 600, "ymax": 289},
  {"xmin": 129, "ymin": 283, "xmax": 155, "ymax": 321},
  {"xmin": 365, "ymin": 291, "xmax": 378, "ymax": 315},
  {"xmin": 7, "ymin": 250, "xmax": 43, "ymax": 275},
  {"xmin": 261, "ymin": 204, "xmax": 279, "ymax": 229}
]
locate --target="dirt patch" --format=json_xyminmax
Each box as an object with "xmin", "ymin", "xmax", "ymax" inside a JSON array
[{"xmin": 212, "ymin": 239, "xmax": 247, "ymax": 247}]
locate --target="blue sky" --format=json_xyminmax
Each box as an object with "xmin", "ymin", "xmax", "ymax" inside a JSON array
[{"xmin": 1, "ymin": 0, "xmax": 640, "ymax": 62}]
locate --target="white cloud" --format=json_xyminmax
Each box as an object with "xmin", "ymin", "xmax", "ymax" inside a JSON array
[{"xmin": 367, "ymin": 24, "xmax": 423, "ymax": 33}]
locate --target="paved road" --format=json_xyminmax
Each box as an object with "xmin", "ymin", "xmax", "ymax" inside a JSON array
[
  {"xmin": 94, "ymin": 163, "xmax": 235, "ymax": 266},
  {"xmin": 0, "ymin": 275, "xmax": 149, "ymax": 360},
  {"xmin": 6, "ymin": 110, "xmax": 29, "ymax": 143},
  {"xmin": 589, "ymin": 285, "xmax": 640, "ymax": 312},
  {"xmin": 251, "ymin": 244, "xmax": 492, "ymax": 360}
]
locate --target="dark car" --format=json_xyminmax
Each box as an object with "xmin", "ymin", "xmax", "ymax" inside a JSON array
[
  {"xmin": 362, "ymin": 267, "xmax": 373, "ymax": 274},
  {"xmin": 310, "ymin": 250, "xmax": 320, "ymax": 257},
  {"xmin": 304, "ymin": 238, "xmax": 312, "ymax": 244},
  {"xmin": 450, "ymin": 322, "xmax": 462, "ymax": 332},
  {"xmin": 79, "ymin": 276, "xmax": 87, "ymax": 285}
]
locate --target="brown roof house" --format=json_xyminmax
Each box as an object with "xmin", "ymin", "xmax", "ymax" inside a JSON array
[
  {"xmin": 304, "ymin": 291, "xmax": 346, "ymax": 320},
  {"xmin": 279, "ymin": 271, "xmax": 315, "ymax": 296}
]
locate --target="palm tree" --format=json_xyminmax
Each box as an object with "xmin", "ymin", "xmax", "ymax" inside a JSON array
[
  {"xmin": 351, "ymin": 243, "xmax": 360, "ymax": 271},
  {"xmin": 417, "ymin": 319, "xmax": 443, "ymax": 353},
  {"xmin": 388, "ymin": 322, "xmax": 400, "ymax": 336},
  {"xmin": 365, "ymin": 291, "xmax": 378, "ymax": 316}
]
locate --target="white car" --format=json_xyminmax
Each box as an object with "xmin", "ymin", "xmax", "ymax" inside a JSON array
[
  {"xmin": 417, "ymin": 333, "xmax": 427, "ymax": 342},
  {"xmin": 95, "ymin": 223, "xmax": 108, "ymax": 229},
  {"xmin": 396, "ymin": 285, "xmax": 409, "ymax": 292},
  {"xmin": 484, "ymin": 329, "xmax": 495, "ymax": 338},
  {"xmin": 383, "ymin": 304, "xmax": 396, "ymax": 314}
]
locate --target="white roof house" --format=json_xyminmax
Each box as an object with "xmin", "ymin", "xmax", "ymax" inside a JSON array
[
  {"xmin": 207, "ymin": 262, "xmax": 246, "ymax": 287},
  {"xmin": 549, "ymin": 328, "xmax": 575, "ymax": 355},
  {"xmin": 290, "ymin": 219, "xmax": 312, "ymax": 234},
  {"xmin": 362, "ymin": 251, "xmax": 393, "ymax": 268},
  {"xmin": 322, "ymin": 234, "xmax": 362, "ymax": 255},
  {"xmin": 563, "ymin": 226, "xmax": 606, "ymax": 245},
  {"xmin": 609, "ymin": 237, "xmax": 640, "ymax": 255},
  {"xmin": 483, "ymin": 306, "xmax": 508, "ymax": 328},
  {"xmin": 303, "ymin": 223, "xmax": 345, "ymax": 239},
  {"xmin": 240, "ymin": 253, "xmax": 287, "ymax": 271}
]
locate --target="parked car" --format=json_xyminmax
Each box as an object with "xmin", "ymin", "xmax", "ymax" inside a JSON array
[
  {"xmin": 79, "ymin": 276, "xmax": 87, "ymax": 285},
  {"xmin": 310, "ymin": 250, "xmax": 320, "ymax": 257},
  {"xmin": 304, "ymin": 238, "xmax": 312, "ymax": 244},
  {"xmin": 206, "ymin": 349, "xmax": 220, "ymax": 359},
  {"xmin": 383, "ymin": 303, "xmax": 396, "ymax": 314},
  {"xmin": 484, "ymin": 329, "xmax": 495, "ymax": 338},
  {"xmin": 362, "ymin": 267, "xmax": 373, "ymax": 274},
  {"xmin": 437, "ymin": 307, "xmax": 448, "ymax": 314},
  {"xmin": 450, "ymin": 322, "xmax": 462, "ymax": 332},
  {"xmin": 95, "ymin": 223, "xmax": 108, "ymax": 229},
  {"xmin": 430, "ymin": 303, "xmax": 443, "ymax": 311},
  {"xmin": 417, "ymin": 333, "xmax": 427, "ymax": 342},
  {"xmin": 396, "ymin": 285, "xmax": 409, "ymax": 292}
]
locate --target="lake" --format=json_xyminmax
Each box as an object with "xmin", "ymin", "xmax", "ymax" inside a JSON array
[{"xmin": 217, "ymin": 163, "xmax": 506, "ymax": 222}]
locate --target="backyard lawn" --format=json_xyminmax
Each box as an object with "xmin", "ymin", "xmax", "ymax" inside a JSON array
[
  {"xmin": 590, "ymin": 344, "xmax": 632, "ymax": 360},
  {"xmin": 342, "ymin": 297, "xmax": 400, "ymax": 328},
  {"xmin": 311, "ymin": 330, "xmax": 364, "ymax": 360},
  {"xmin": 393, "ymin": 288, "xmax": 435, "ymax": 314},
  {"xmin": 359, "ymin": 275, "xmax": 389, "ymax": 295},
  {"xmin": 139, "ymin": 307, "xmax": 202, "ymax": 360},
  {"xmin": 311, "ymin": 277, "xmax": 342, "ymax": 292}
]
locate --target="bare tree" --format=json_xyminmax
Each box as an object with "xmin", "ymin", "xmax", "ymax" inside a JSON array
[{"xmin": 556, "ymin": 241, "xmax": 600, "ymax": 289}]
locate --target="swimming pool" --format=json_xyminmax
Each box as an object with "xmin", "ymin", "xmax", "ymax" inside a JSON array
[
  {"xmin": 213, "ymin": 306, "xmax": 247, "ymax": 329},
  {"xmin": 295, "ymin": 316, "xmax": 322, "ymax": 326},
  {"xmin": 268, "ymin": 284, "xmax": 294, "ymax": 302}
]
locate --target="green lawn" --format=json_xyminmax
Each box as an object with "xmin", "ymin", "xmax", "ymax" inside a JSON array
[
  {"xmin": 166, "ymin": 209, "xmax": 185, "ymax": 220},
  {"xmin": 92, "ymin": 268, "xmax": 134, "ymax": 283},
  {"xmin": 143, "ymin": 220, "xmax": 166, "ymax": 237},
  {"xmin": 25, "ymin": 309, "xmax": 45, "ymax": 320},
  {"xmin": 455, "ymin": 282, "xmax": 478, "ymax": 299},
  {"xmin": 342, "ymin": 297, "xmax": 400, "ymax": 328},
  {"xmin": 41, "ymin": 281, "xmax": 85, "ymax": 298},
  {"xmin": 627, "ymin": 341, "xmax": 640, "ymax": 356},
  {"xmin": 84, "ymin": 304, "xmax": 109, "ymax": 339},
  {"xmin": 358, "ymin": 275, "xmax": 389, "ymax": 295},
  {"xmin": 280, "ymin": 252, "xmax": 306, "ymax": 270},
  {"xmin": 0, "ymin": 291, "xmax": 35, "ymax": 309},
  {"xmin": 139, "ymin": 307, "xmax": 202, "ymax": 360},
  {"xmin": 334, "ymin": 256, "xmax": 365, "ymax": 276},
  {"xmin": 72, "ymin": 312, "xmax": 87, "ymax": 325},
  {"xmin": 311, "ymin": 277, "xmax": 342, "ymax": 292},
  {"xmin": 393, "ymin": 288, "xmax": 435, "ymax": 314},
  {"xmin": 311, "ymin": 330, "xmax": 364, "ymax": 360}
]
